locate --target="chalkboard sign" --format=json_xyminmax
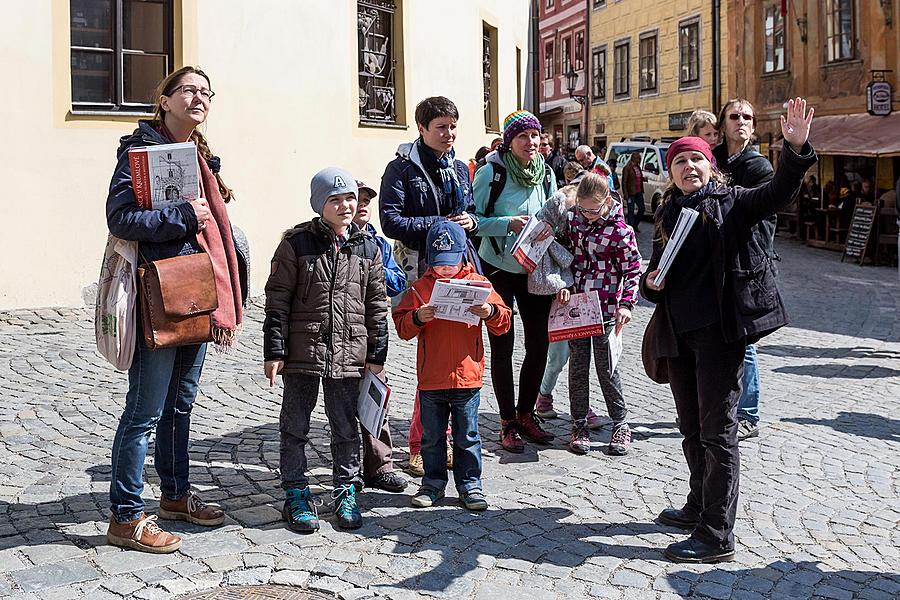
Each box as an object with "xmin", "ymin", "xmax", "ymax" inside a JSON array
[{"xmin": 841, "ymin": 205, "xmax": 877, "ymax": 264}]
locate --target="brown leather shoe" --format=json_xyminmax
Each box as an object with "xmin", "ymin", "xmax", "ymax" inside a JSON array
[
  {"xmin": 107, "ymin": 513, "xmax": 181, "ymax": 554},
  {"xmin": 518, "ymin": 412, "xmax": 554, "ymax": 444},
  {"xmin": 159, "ymin": 492, "xmax": 225, "ymax": 526},
  {"xmin": 500, "ymin": 419, "xmax": 524, "ymax": 453}
]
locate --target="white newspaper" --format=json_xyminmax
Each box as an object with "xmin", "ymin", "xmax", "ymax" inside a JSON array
[
  {"xmin": 510, "ymin": 217, "xmax": 553, "ymax": 273},
  {"xmin": 653, "ymin": 207, "xmax": 699, "ymax": 286},
  {"xmin": 429, "ymin": 279, "xmax": 492, "ymax": 326},
  {"xmin": 608, "ymin": 326, "xmax": 623, "ymax": 374},
  {"xmin": 357, "ymin": 370, "xmax": 390, "ymax": 437}
]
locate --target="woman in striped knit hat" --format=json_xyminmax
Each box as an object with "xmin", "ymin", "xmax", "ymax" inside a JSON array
[{"xmin": 473, "ymin": 110, "xmax": 558, "ymax": 453}]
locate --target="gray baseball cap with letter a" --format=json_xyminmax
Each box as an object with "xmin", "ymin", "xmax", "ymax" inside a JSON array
[{"xmin": 310, "ymin": 167, "xmax": 358, "ymax": 215}]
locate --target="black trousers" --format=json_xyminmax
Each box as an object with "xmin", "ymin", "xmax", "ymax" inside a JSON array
[
  {"xmin": 485, "ymin": 269, "xmax": 553, "ymax": 421},
  {"xmin": 666, "ymin": 323, "xmax": 745, "ymax": 550}
]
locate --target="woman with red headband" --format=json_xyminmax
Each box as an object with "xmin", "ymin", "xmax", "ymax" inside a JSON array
[{"xmin": 641, "ymin": 98, "xmax": 816, "ymax": 563}]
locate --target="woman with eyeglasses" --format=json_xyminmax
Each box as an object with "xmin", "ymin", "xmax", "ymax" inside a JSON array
[
  {"xmin": 105, "ymin": 66, "xmax": 242, "ymax": 553},
  {"xmin": 642, "ymin": 98, "xmax": 816, "ymax": 563},
  {"xmin": 553, "ymin": 172, "xmax": 641, "ymax": 456},
  {"xmin": 473, "ymin": 111, "xmax": 557, "ymax": 453}
]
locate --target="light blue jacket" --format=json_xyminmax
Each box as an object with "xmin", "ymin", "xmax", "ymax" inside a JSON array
[{"xmin": 473, "ymin": 152, "xmax": 557, "ymax": 273}]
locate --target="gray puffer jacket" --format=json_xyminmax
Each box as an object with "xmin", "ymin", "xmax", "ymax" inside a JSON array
[{"xmin": 263, "ymin": 218, "xmax": 388, "ymax": 378}]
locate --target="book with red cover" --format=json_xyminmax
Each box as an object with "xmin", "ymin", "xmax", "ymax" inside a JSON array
[{"xmin": 127, "ymin": 141, "xmax": 200, "ymax": 209}]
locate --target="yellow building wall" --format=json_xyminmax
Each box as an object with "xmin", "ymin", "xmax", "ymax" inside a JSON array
[
  {"xmin": 0, "ymin": 0, "xmax": 528, "ymax": 309},
  {"xmin": 588, "ymin": 0, "xmax": 729, "ymax": 143}
]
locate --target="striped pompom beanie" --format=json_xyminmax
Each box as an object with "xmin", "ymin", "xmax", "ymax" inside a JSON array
[{"xmin": 502, "ymin": 110, "xmax": 542, "ymax": 148}]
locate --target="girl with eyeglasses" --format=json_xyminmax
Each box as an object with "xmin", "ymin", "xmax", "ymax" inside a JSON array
[{"xmin": 555, "ymin": 172, "xmax": 642, "ymax": 455}]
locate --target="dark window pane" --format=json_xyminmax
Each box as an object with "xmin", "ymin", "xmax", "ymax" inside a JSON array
[
  {"xmin": 124, "ymin": 53, "xmax": 167, "ymax": 103},
  {"xmin": 71, "ymin": 50, "xmax": 113, "ymax": 103},
  {"xmin": 358, "ymin": 0, "xmax": 397, "ymax": 123},
  {"xmin": 124, "ymin": 0, "xmax": 167, "ymax": 53},
  {"xmin": 71, "ymin": 0, "xmax": 113, "ymax": 48}
]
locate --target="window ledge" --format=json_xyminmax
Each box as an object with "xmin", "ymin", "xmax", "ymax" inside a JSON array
[
  {"xmin": 761, "ymin": 70, "xmax": 791, "ymax": 79},
  {"xmin": 485, "ymin": 128, "xmax": 501, "ymax": 135},
  {"xmin": 358, "ymin": 120, "xmax": 408, "ymax": 130},
  {"xmin": 613, "ymin": 95, "xmax": 631, "ymax": 103},
  {"xmin": 638, "ymin": 89, "xmax": 660, "ymax": 99},
  {"xmin": 678, "ymin": 83, "xmax": 701, "ymax": 92},
  {"xmin": 820, "ymin": 58, "xmax": 863, "ymax": 69},
  {"xmin": 592, "ymin": 98, "xmax": 607, "ymax": 105},
  {"xmin": 70, "ymin": 109, "xmax": 153, "ymax": 118}
]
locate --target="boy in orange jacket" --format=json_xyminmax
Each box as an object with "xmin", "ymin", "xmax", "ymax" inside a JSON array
[{"xmin": 393, "ymin": 221, "xmax": 510, "ymax": 511}]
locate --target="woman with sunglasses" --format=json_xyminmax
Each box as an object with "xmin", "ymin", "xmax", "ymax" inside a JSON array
[
  {"xmin": 642, "ymin": 98, "xmax": 815, "ymax": 563},
  {"xmin": 105, "ymin": 67, "xmax": 241, "ymax": 553},
  {"xmin": 553, "ymin": 172, "xmax": 641, "ymax": 455}
]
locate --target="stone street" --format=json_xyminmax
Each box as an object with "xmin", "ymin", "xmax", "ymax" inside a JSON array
[{"xmin": 1, "ymin": 232, "xmax": 898, "ymax": 600}]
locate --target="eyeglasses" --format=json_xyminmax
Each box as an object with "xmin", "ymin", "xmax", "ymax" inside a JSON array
[
  {"xmin": 172, "ymin": 84, "xmax": 215, "ymax": 101},
  {"xmin": 576, "ymin": 202, "xmax": 606, "ymax": 216},
  {"xmin": 728, "ymin": 112, "xmax": 753, "ymax": 122}
]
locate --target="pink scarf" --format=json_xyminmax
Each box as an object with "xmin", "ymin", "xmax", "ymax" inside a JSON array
[{"xmin": 196, "ymin": 156, "xmax": 242, "ymax": 347}]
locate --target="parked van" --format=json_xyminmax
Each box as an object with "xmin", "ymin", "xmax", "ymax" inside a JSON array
[{"xmin": 606, "ymin": 138, "xmax": 670, "ymax": 216}]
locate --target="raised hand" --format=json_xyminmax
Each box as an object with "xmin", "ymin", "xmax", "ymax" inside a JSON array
[{"xmin": 780, "ymin": 97, "xmax": 814, "ymax": 151}]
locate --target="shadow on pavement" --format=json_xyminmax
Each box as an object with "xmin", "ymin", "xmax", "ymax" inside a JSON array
[
  {"xmin": 758, "ymin": 344, "xmax": 900, "ymax": 361},
  {"xmin": 772, "ymin": 364, "xmax": 900, "ymax": 379},
  {"xmin": 782, "ymin": 411, "xmax": 900, "ymax": 443}
]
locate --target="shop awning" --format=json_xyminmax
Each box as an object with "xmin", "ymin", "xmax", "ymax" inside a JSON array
[{"xmin": 771, "ymin": 112, "xmax": 900, "ymax": 157}]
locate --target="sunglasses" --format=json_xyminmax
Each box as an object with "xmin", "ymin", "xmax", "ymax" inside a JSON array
[{"xmin": 728, "ymin": 112, "xmax": 754, "ymax": 122}]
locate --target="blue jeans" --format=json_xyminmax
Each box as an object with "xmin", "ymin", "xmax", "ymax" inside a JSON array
[
  {"xmin": 627, "ymin": 192, "xmax": 645, "ymax": 227},
  {"xmin": 418, "ymin": 388, "xmax": 483, "ymax": 494},
  {"xmin": 737, "ymin": 344, "xmax": 760, "ymax": 424},
  {"xmin": 109, "ymin": 336, "xmax": 206, "ymax": 522},
  {"xmin": 539, "ymin": 341, "xmax": 570, "ymax": 396}
]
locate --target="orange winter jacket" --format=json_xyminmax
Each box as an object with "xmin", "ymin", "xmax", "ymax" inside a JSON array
[{"xmin": 393, "ymin": 264, "xmax": 511, "ymax": 391}]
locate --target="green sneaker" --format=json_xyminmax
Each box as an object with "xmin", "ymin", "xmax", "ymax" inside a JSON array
[
  {"xmin": 332, "ymin": 484, "xmax": 362, "ymax": 529},
  {"xmin": 283, "ymin": 487, "xmax": 319, "ymax": 533}
]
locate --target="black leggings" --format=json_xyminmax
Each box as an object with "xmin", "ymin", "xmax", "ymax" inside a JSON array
[{"xmin": 485, "ymin": 269, "xmax": 553, "ymax": 421}]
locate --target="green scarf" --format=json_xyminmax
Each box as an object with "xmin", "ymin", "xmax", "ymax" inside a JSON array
[{"xmin": 502, "ymin": 150, "xmax": 545, "ymax": 188}]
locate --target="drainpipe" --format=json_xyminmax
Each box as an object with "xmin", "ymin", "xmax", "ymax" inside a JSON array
[
  {"xmin": 711, "ymin": 0, "xmax": 721, "ymax": 113},
  {"xmin": 583, "ymin": 0, "xmax": 591, "ymax": 146}
]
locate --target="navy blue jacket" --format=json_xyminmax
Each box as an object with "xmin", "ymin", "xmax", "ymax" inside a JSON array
[
  {"xmin": 378, "ymin": 141, "xmax": 479, "ymax": 277},
  {"xmin": 106, "ymin": 121, "xmax": 200, "ymax": 263}
]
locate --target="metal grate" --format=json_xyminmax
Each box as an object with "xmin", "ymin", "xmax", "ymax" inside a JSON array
[{"xmin": 179, "ymin": 586, "xmax": 335, "ymax": 600}]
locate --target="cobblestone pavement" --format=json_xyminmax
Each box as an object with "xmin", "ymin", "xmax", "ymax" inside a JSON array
[{"xmin": 1, "ymin": 232, "xmax": 899, "ymax": 600}]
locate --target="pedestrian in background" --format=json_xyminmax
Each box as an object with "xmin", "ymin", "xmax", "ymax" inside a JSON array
[
  {"xmin": 352, "ymin": 180, "xmax": 408, "ymax": 494},
  {"xmin": 474, "ymin": 110, "xmax": 557, "ymax": 453},
  {"xmin": 559, "ymin": 172, "xmax": 641, "ymax": 455},
  {"xmin": 712, "ymin": 98, "xmax": 775, "ymax": 442},
  {"xmin": 264, "ymin": 168, "xmax": 388, "ymax": 533},
  {"xmin": 379, "ymin": 96, "xmax": 479, "ymax": 476},
  {"xmin": 394, "ymin": 221, "xmax": 510, "ymax": 511},
  {"xmin": 621, "ymin": 151, "xmax": 646, "ymax": 231},
  {"xmin": 105, "ymin": 66, "xmax": 239, "ymax": 554},
  {"xmin": 642, "ymin": 98, "xmax": 816, "ymax": 563}
]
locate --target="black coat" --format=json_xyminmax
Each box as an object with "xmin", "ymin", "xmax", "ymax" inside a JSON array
[
  {"xmin": 641, "ymin": 142, "xmax": 817, "ymax": 366},
  {"xmin": 712, "ymin": 143, "xmax": 777, "ymax": 269}
]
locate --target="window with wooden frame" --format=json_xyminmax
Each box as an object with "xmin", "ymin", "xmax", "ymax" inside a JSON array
[
  {"xmin": 593, "ymin": 0, "xmax": 606, "ymax": 8},
  {"xmin": 562, "ymin": 36, "xmax": 571, "ymax": 73},
  {"xmin": 638, "ymin": 32, "xmax": 658, "ymax": 94},
  {"xmin": 613, "ymin": 40, "xmax": 630, "ymax": 99},
  {"xmin": 575, "ymin": 31, "xmax": 585, "ymax": 71},
  {"xmin": 678, "ymin": 17, "xmax": 700, "ymax": 89},
  {"xmin": 591, "ymin": 45, "xmax": 606, "ymax": 103},
  {"xmin": 544, "ymin": 40, "xmax": 554, "ymax": 80},
  {"xmin": 483, "ymin": 23, "xmax": 499, "ymax": 132},
  {"xmin": 825, "ymin": 0, "xmax": 855, "ymax": 62},
  {"xmin": 358, "ymin": 0, "xmax": 403, "ymax": 125},
  {"xmin": 764, "ymin": 4, "xmax": 786, "ymax": 72},
  {"xmin": 69, "ymin": 0, "xmax": 173, "ymax": 113}
]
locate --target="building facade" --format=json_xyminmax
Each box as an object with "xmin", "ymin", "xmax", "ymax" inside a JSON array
[
  {"xmin": 728, "ymin": 0, "xmax": 899, "ymax": 192},
  {"xmin": 587, "ymin": 0, "xmax": 729, "ymax": 150},
  {"xmin": 1, "ymin": 0, "xmax": 529, "ymax": 309},
  {"xmin": 537, "ymin": 0, "xmax": 588, "ymax": 153}
]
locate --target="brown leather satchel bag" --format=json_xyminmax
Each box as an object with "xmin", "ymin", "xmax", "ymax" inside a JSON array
[{"xmin": 138, "ymin": 252, "xmax": 218, "ymax": 350}]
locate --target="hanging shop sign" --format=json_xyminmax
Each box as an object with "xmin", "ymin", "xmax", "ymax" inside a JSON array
[{"xmin": 867, "ymin": 79, "xmax": 892, "ymax": 116}]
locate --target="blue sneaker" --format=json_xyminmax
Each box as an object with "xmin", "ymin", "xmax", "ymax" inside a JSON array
[
  {"xmin": 332, "ymin": 484, "xmax": 362, "ymax": 529},
  {"xmin": 283, "ymin": 487, "xmax": 319, "ymax": 533}
]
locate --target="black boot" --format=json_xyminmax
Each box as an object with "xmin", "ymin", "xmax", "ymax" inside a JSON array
[
  {"xmin": 664, "ymin": 538, "xmax": 735, "ymax": 563},
  {"xmin": 657, "ymin": 507, "xmax": 700, "ymax": 530}
]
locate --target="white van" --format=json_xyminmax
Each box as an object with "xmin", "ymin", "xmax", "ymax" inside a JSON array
[{"xmin": 606, "ymin": 139, "xmax": 671, "ymax": 216}]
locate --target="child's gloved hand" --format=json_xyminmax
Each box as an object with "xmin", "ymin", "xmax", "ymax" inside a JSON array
[
  {"xmin": 468, "ymin": 303, "xmax": 492, "ymax": 319},
  {"xmin": 264, "ymin": 360, "xmax": 284, "ymax": 387}
]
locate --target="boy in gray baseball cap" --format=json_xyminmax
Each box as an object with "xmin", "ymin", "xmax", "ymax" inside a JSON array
[{"xmin": 263, "ymin": 167, "xmax": 388, "ymax": 534}]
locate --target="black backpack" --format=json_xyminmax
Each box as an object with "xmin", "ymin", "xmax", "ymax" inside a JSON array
[{"xmin": 477, "ymin": 163, "xmax": 554, "ymax": 254}]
